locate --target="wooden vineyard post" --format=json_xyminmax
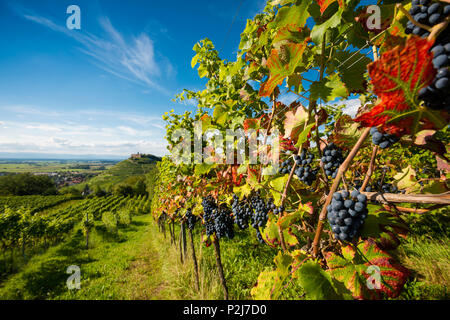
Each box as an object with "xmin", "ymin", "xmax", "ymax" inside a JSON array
[
  {"xmin": 172, "ymin": 222, "xmax": 177, "ymax": 244},
  {"xmin": 162, "ymin": 219, "xmax": 166, "ymax": 239},
  {"xmin": 212, "ymin": 236, "xmax": 228, "ymax": 300},
  {"xmin": 189, "ymin": 228, "xmax": 200, "ymax": 291},
  {"xmin": 182, "ymin": 221, "xmax": 187, "ymax": 259},
  {"xmin": 179, "ymin": 224, "xmax": 184, "ymax": 263},
  {"xmin": 85, "ymin": 211, "xmax": 89, "ymax": 250}
]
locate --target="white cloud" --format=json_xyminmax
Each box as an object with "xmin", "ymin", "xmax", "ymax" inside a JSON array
[
  {"xmin": 20, "ymin": 11, "xmax": 173, "ymax": 95},
  {"xmin": 3, "ymin": 105, "xmax": 60, "ymax": 117},
  {"xmin": 0, "ymin": 105, "xmax": 168, "ymax": 156},
  {"xmin": 277, "ymin": 92, "xmax": 299, "ymax": 106},
  {"xmin": 340, "ymin": 99, "xmax": 361, "ymax": 118}
]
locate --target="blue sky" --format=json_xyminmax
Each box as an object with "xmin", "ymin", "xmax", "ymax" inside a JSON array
[
  {"xmin": 0, "ymin": 0, "xmax": 378, "ymax": 158},
  {"xmin": 0, "ymin": 0, "xmax": 268, "ymax": 158}
]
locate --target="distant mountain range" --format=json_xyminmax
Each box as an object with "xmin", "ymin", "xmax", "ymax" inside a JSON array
[{"xmin": 0, "ymin": 152, "xmax": 131, "ymax": 160}]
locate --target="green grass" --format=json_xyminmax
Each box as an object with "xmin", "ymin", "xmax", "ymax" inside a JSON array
[{"xmin": 395, "ymin": 236, "xmax": 450, "ymax": 300}]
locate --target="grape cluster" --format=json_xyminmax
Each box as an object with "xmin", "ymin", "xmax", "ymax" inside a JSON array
[
  {"xmin": 321, "ymin": 143, "xmax": 344, "ymax": 179},
  {"xmin": 201, "ymin": 196, "xmax": 235, "ymax": 239},
  {"xmin": 405, "ymin": 0, "xmax": 450, "ymax": 111},
  {"xmin": 212, "ymin": 206, "xmax": 235, "ymax": 239},
  {"xmin": 201, "ymin": 196, "xmax": 217, "ymax": 237},
  {"xmin": 294, "ymin": 151, "xmax": 318, "ymax": 186},
  {"xmin": 231, "ymin": 194, "xmax": 252, "ymax": 230},
  {"xmin": 185, "ymin": 208, "xmax": 198, "ymax": 230},
  {"xmin": 370, "ymin": 127, "xmax": 399, "ymax": 149},
  {"xmin": 278, "ymin": 150, "xmax": 318, "ymax": 186},
  {"xmin": 250, "ymin": 194, "xmax": 271, "ymax": 243},
  {"xmin": 327, "ymin": 189, "xmax": 368, "ymax": 241}
]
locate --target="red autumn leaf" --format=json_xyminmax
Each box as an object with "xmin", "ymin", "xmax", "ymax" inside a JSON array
[
  {"xmin": 280, "ymin": 136, "xmax": 297, "ymax": 152},
  {"xmin": 243, "ymin": 118, "xmax": 260, "ymax": 133},
  {"xmin": 231, "ymin": 165, "xmax": 243, "ymax": 186},
  {"xmin": 354, "ymin": 36, "xmax": 440, "ymax": 136},
  {"xmin": 326, "ymin": 240, "xmax": 410, "ymax": 299},
  {"xmin": 259, "ymin": 42, "xmax": 308, "ymax": 97},
  {"xmin": 316, "ymin": 0, "xmax": 344, "ymax": 14}
]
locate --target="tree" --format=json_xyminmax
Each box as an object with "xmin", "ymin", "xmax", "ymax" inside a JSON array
[
  {"xmin": 134, "ymin": 179, "xmax": 147, "ymax": 196},
  {"xmin": 113, "ymin": 184, "xmax": 134, "ymax": 197},
  {"xmin": 0, "ymin": 173, "xmax": 58, "ymax": 196}
]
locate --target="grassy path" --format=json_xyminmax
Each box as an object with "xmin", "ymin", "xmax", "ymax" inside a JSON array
[{"xmin": 0, "ymin": 214, "xmax": 198, "ymax": 300}]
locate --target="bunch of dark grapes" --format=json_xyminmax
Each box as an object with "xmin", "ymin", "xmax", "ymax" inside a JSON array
[
  {"xmin": 293, "ymin": 150, "xmax": 318, "ymax": 186},
  {"xmin": 231, "ymin": 194, "xmax": 252, "ymax": 230},
  {"xmin": 370, "ymin": 127, "xmax": 399, "ymax": 149},
  {"xmin": 405, "ymin": 0, "xmax": 450, "ymax": 111},
  {"xmin": 185, "ymin": 208, "xmax": 198, "ymax": 230},
  {"xmin": 250, "ymin": 193, "xmax": 271, "ymax": 243},
  {"xmin": 327, "ymin": 189, "xmax": 368, "ymax": 241},
  {"xmin": 202, "ymin": 196, "xmax": 217, "ymax": 237},
  {"xmin": 212, "ymin": 205, "xmax": 235, "ymax": 239},
  {"xmin": 278, "ymin": 150, "xmax": 318, "ymax": 186},
  {"xmin": 321, "ymin": 143, "xmax": 344, "ymax": 179}
]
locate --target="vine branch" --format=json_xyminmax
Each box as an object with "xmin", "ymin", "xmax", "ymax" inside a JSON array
[
  {"xmin": 312, "ymin": 127, "xmax": 372, "ymax": 257},
  {"xmin": 360, "ymin": 146, "xmax": 378, "ymax": 192},
  {"xmin": 362, "ymin": 191, "xmax": 450, "ymax": 205}
]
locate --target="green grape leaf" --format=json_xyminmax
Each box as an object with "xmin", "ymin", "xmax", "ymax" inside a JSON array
[
  {"xmin": 361, "ymin": 206, "xmax": 408, "ymax": 250},
  {"xmin": 262, "ymin": 216, "xmax": 299, "ymax": 248},
  {"xmin": 267, "ymin": 1, "xmax": 311, "ymax": 31},
  {"xmin": 251, "ymin": 251, "xmax": 293, "ymax": 300},
  {"xmin": 295, "ymin": 122, "xmax": 316, "ymax": 148},
  {"xmin": 269, "ymin": 175, "xmax": 289, "ymax": 206},
  {"xmin": 283, "ymin": 104, "xmax": 309, "ymax": 141},
  {"xmin": 311, "ymin": 8, "xmax": 342, "ymax": 44},
  {"xmin": 213, "ymin": 105, "xmax": 229, "ymax": 126},
  {"xmin": 295, "ymin": 260, "xmax": 344, "ymax": 300},
  {"xmin": 251, "ymin": 271, "xmax": 279, "ymax": 300},
  {"xmin": 194, "ymin": 163, "xmax": 217, "ymax": 176},
  {"xmin": 309, "ymin": 73, "xmax": 348, "ymax": 102},
  {"xmin": 333, "ymin": 50, "xmax": 371, "ymax": 93}
]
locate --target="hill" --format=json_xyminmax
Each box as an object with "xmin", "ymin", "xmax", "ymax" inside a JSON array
[{"xmin": 65, "ymin": 155, "xmax": 160, "ymax": 193}]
